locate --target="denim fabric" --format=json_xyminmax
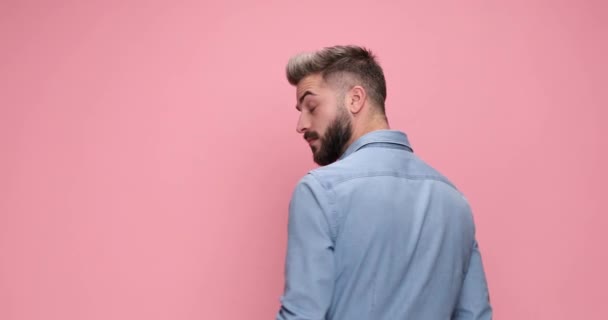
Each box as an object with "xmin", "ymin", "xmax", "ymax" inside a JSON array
[{"xmin": 277, "ymin": 130, "xmax": 492, "ymax": 320}]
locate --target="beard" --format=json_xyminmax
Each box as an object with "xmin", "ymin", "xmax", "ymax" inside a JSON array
[{"xmin": 304, "ymin": 106, "xmax": 353, "ymax": 166}]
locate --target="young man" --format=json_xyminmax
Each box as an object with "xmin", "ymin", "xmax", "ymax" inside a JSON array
[{"xmin": 277, "ymin": 45, "xmax": 492, "ymax": 320}]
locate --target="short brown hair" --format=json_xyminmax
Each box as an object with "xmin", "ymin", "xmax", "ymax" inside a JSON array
[{"xmin": 286, "ymin": 45, "xmax": 387, "ymax": 113}]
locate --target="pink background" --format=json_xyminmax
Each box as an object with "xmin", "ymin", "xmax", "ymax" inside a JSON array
[{"xmin": 1, "ymin": 1, "xmax": 606, "ymax": 319}]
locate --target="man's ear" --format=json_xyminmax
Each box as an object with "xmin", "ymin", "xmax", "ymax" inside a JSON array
[{"xmin": 347, "ymin": 85, "xmax": 366, "ymax": 114}]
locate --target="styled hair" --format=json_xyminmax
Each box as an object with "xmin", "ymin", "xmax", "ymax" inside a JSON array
[{"xmin": 286, "ymin": 45, "xmax": 387, "ymax": 113}]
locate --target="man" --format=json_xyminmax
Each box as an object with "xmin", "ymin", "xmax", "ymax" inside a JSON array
[{"xmin": 277, "ymin": 45, "xmax": 492, "ymax": 320}]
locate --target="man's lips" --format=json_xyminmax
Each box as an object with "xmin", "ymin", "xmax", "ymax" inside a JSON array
[
  {"xmin": 304, "ymin": 133, "xmax": 319, "ymax": 144},
  {"xmin": 306, "ymin": 138, "xmax": 318, "ymax": 144}
]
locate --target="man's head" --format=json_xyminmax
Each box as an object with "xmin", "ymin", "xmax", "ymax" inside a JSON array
[{"xmin": 286, "ymin": 45, "xmax": 388, "ymax": 166}]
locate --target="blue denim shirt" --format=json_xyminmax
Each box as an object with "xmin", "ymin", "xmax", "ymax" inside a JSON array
[{"xmin": 277, "ymin": 130, "xmax": 492, "ymax": 320}]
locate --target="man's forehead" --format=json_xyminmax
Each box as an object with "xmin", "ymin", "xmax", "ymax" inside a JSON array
[{"xmin": 296, "ymin": 74, "xmax": 325, "ymax": 98}]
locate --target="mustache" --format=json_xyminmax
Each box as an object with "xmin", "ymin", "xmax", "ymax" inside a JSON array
[{"xmin": 303, "ymin": 131, "xmax": 320, "ymax": 141}]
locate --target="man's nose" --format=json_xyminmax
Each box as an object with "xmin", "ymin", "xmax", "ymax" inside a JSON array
[{"xmin": 296, "ymin": 113, "xmax": 309, "ymax": 134}]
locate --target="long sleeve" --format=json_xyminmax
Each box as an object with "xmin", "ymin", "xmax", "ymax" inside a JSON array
[
  {"xmin": 452, "ymin": 240, "xmax": 493, "ymax": 320},
  {"xmin": 277, "ymin": 174, "xmax": 335, "ymax": 320}
]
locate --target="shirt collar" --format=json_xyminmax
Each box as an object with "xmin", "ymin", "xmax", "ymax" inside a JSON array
[{"xmin": 339, "ymin": 129, "xmax": 414, "ymax": 160}]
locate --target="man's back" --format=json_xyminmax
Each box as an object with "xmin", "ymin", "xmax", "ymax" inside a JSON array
[{"xmin": 277, "ymin": 130, "xmax": 492, "ymax": 320}]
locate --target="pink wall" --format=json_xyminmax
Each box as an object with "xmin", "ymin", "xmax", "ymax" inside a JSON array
[{"xmin": 1, "ymin": 1, "xmax": 606, "ymax": 319}]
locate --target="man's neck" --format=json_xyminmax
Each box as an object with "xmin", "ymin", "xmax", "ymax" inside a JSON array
[{"xmin": 347, "ymin": 116, "xmax": 390, "ymax": 150}]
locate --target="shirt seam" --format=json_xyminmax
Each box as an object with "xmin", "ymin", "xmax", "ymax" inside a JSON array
[
  {"xmin": 312, "ymin": 173, "xmax": 460, "ymax": 244},
  {"xmin": 307, "ymin": 172, "xmax": 339, "ymax": 243},
  {"xmin": 330, "ymin": 172, "xmax": 457, "ymax": 191}
]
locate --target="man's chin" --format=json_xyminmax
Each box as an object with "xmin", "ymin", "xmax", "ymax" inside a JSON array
[
  {"xmin": 313, "ymin": 154, "xmax": 334, "ymax": 166},
  {"xmin": 309, "ymin": 140, "xmax": 322, "ymax": 155},
  {"xmin": 312, "ymin": 152, "xmax": 322, "ymax": 165}
]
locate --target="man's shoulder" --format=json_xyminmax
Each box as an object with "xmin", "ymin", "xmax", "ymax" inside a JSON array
[
  {"xmin": 291, "ymin": 163, "xmax": 342, "ymax": 187},
  {"xmin": 302, "ymin": 149, "xmax": 460, "ymax": 193},
  {"xmin": 294, "ymin": 162, "xmax": 350, "ymax": 192}
]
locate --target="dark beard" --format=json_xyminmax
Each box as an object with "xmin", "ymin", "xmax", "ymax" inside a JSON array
[{"xmin": 308, "ymin": 108, "xmax": 352, "ymax": 166}]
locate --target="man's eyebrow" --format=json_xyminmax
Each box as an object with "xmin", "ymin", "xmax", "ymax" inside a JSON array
[{"xmin": 295, "ymin": 91, "xmax": 316, "ymax": 111}]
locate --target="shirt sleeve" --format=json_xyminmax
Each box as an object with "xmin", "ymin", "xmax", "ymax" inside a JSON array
[
  {"xmin": 277, "ymin": 174, "xmax": 335, "ymax": 320},
  {"xmin": 452, "ymin": 239, "xmax": 493, "ymax": 320}
]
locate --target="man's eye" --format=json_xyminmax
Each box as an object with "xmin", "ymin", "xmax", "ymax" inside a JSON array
[{"xmin": 309, "ymin": 106, "xmax": 317, "ymax": 113}]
